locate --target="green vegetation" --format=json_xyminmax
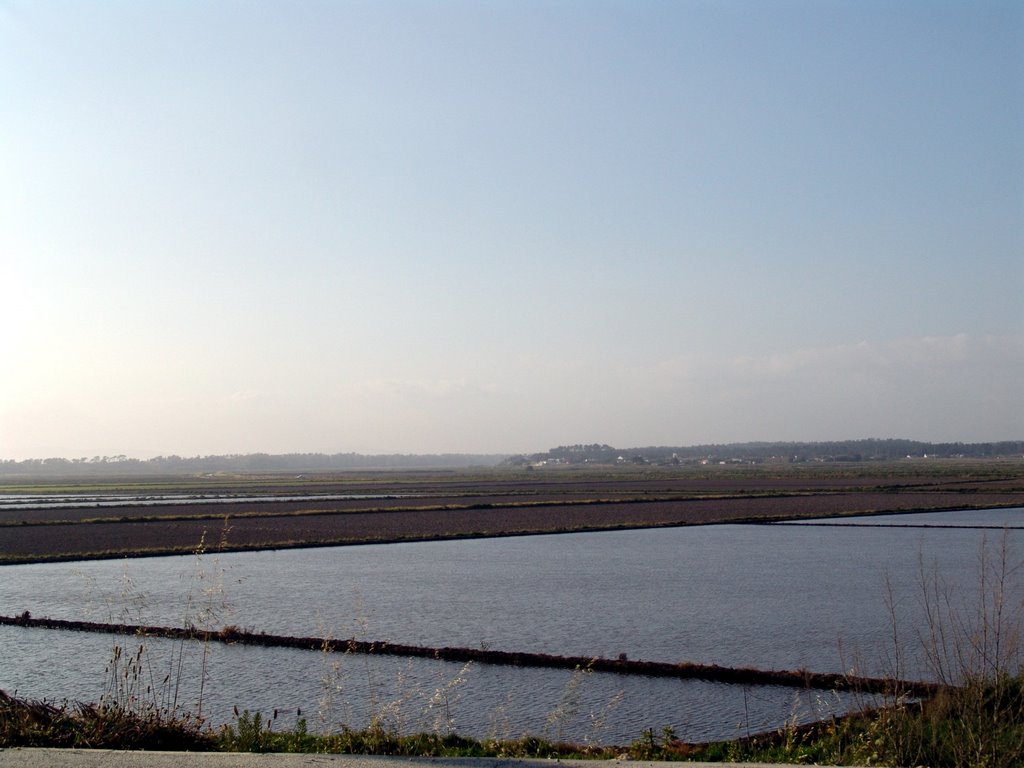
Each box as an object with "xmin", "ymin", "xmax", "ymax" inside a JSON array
[
  {"xmin": 217, "ymin": 709, "xmax": 614, "ymax": 758},
  {"xmin": 613, "ymin": 686, "xmax": 1024, "ymax": 765}
]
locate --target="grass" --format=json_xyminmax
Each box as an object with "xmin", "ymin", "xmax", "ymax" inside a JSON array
[
  {"xmin": 0, "ymin": 689, "xmax": 644, "ymax": 758},
  {"xmin": 216, "ymin": 709, "xmax": 616, "ymax": 758},
  {"xmin": 0, "ymin": 689, "xmax": 213, "ymax": 750},
  {"xmin": 5, "ymin": 684, "xmax": 1019, "ymax": 764}
]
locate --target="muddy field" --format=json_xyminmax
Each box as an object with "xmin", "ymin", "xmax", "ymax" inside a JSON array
[{"xmin": 2, "ymin": 462, "xmax": 1023, "ymax": 563}]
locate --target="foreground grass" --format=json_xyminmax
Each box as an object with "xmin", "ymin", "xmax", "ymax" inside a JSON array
[
  {"xmin": 4, "ymin": 682, "xmax": 1024, "ymax": 766},
  {"xmin": 0, "ymin": 690, "xmax": 212, "ymax": 751},
  {"xmin": 0, "ymin": 691, "xmax": 611, "ymax": 758}
]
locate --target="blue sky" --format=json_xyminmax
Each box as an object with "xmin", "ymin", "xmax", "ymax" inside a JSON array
[{"xmin": 2, "ymin": 1, "xmax": 1021, "ymax": 459}]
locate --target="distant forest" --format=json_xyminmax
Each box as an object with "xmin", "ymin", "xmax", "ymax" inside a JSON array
[
  {"xmin": 2, "ymin": 439, "xmax": 1022, "ymax": 478},
  {"xmin": 0, "ymin": 452, "xmax": 508, "ymax": 477},
  {"xmin": 506, "ymin": 439, "xmax": 1024, "ymax": 467}
]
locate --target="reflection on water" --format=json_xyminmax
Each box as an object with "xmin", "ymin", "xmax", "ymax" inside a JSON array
[{"xmin": 0, "ymin": 507, "xmax": 1019, "ymax": 742}]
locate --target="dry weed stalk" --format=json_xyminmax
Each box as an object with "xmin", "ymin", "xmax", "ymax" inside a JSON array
[
  {"xmin": 97, "ymin": 523, "xmax": 235, "ymax": 725},
  {"xmin": 423, "ymin": 661, "xmax": 471, "ymax": 734}
]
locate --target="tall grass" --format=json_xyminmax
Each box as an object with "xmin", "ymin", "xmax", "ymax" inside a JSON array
[
  {"xmin": 94, "ymin": 523, "xmax": 233, "ymax": 732},
  {"xmin": 867, "ymin": 530, "xmax": 1024, "ymax": 767},
  {"xmin": 674, "ymin": 530, "xmax": 1024, "ymax": 766},
  {"xmin": 3, "ymin": 531, "xmax": 231, "ymax": 751}
]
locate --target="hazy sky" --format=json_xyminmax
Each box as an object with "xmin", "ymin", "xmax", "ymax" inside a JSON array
[{"xmin": 2, "ymin": 1, "xmax": 1022, "ymax": 459}]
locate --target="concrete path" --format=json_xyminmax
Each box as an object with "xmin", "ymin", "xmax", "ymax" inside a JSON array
[{"xmin": 0, "ymin": 749, "xmax": 825, "ymax": 768}]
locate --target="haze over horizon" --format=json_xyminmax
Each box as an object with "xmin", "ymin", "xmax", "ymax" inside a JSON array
[{"xmin": 3, "ymin": 1, "xmax": 1022, "ymax": 461}]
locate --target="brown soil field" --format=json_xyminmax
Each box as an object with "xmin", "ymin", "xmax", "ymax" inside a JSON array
[{"xmin": 2, "ymin": 463, "xmax": 1023, "ymax": 563}]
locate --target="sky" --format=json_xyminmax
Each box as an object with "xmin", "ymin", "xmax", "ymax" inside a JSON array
[{"xmin": 1, "ymin": 1, "xmax": 1022, "ymax": 459}]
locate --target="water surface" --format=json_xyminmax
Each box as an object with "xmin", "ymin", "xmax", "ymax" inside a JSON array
[{"xmin": 1, "ymin": 507, "xmax": 1019, "ymax": 743}]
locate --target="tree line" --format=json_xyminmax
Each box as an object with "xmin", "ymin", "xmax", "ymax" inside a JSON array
[
  {"xmin": 506, "ymin": 439, "xmax": 1024, "ymax": 466},
  {"xmin": 0, "ymin": 451, "xmax": 507, "ymax": 477},
  {"xmin": 3, "ymin": 439, "xmax": 1022, "ymax": 477}
]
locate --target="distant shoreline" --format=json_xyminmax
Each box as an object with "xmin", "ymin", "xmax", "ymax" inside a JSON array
[{"xmin": 3, "ymin": 439, "xmax": 1022, "ymax": 478}]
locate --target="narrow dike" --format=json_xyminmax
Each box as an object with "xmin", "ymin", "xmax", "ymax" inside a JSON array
[{"xmin": 1, "ymin": 613, "xmax": 938, "ymax": 697}]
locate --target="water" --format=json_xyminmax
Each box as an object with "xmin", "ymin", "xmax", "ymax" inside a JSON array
[
  {"xmin": 1, "ymin": 507, "xmax": 1020, "ymax": 743},
  {"xmin": 0, "ymin": 623, "xmax": 843, "ymax": 744},
  {"xmin": 780, "ymin": 506, "xmax": 1024, "ymax": 528}
]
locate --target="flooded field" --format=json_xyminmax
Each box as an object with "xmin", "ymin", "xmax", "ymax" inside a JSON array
[
  {"xmin": 3, "ymin": 465, "xmax": 1023, "ymax": 562},
  {"xmin": 2, "ymin": 502, "xmax": 1021, "ymax": 744}
]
